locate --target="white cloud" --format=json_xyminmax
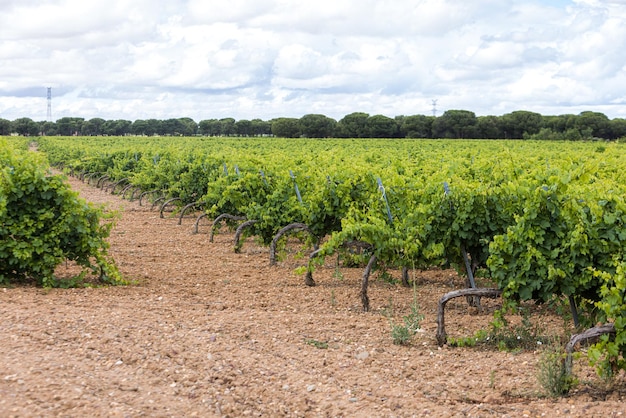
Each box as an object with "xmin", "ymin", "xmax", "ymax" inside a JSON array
[
  {"xmin": 1, "ymin": 0, "xmax": 626, "ymax": 122},
  {"xmin": 185, "ymin": 0, "xmax": 276, "ymax": 24}
]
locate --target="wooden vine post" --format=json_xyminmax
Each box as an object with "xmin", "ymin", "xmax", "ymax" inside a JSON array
[
  {"xmin": 159, "ymin": 197, "xmax": 181, "ymax": 218},
  {"xmin": 193, "ymin": 213, "xmax": 208, "ymax": 234},
  {"xmin": 177, "ymin": 201, "xmax": 203, "ymax": 225},
  {"xmin": 436, "ymin": 288, "xmax": 502, "ymax": 346},
  {"xmin": 108, "ymin": 178, "xmax": 129, "ymax": 194},
  {"xmin": 360, "ymin": 255, "xmax": 377, "ymax": 312},
  {"xmin": 402, "ymin": 267, "xmax": 410, "ymax": 287},
  {"xmin": 138, "ymin": 189, "xmax": 160, "ymax": 206},
  {"xmin": 234, "ymin": 220, "xmax": 258, "ymax": 253},
  {"xmin": 305, "ymin": 240, "xmax": 372, "ymax": 288},
  {"xmin": 209, "ymin": 214, "xmax": 246, "ymax": 241},
  {"xmin": 564, "ymin": 323, "xmax": 616, "ymax": 375},
  {"xmin": 269, "ymin": 223, "xmax": 318, "ymax": 266},
  {"xmin": 304, "ymin": 248, "xmax": 322, "ymax": 287},
  {"xmin": 96, "ymin": 174, "xmax": 109, "ymax": 188}
]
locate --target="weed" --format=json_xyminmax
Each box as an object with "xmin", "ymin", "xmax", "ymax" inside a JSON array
[
  {"xmin": 448, "ymin": 307, "xmax": 549, "ymax": 351},
  {"xmin": 447, "ymin": 329, "xmax": 489, "ymax": 348},
  {"xmin": 390, "ymin": 284, "xmax": 423, "ymax": 345},
  {"xmin": 391, "ymin": 324, "xmax": 412, "ymax": 346},
  {"xmin": 488, "ymin": 307, "xmax": 548, "ymax": 351},
  {"xmin": 537, "ymin": 345, "xmax": 578, "ymax": 397},
  {"xmin": 333, "ymin": 263, "xmax": 344, "ymax": 281},
  {"xmin": 305, "ymin": 339, "xmax": 329, "ymax": 349},
  {"xmin": 377, "ymin": 268, "xmax": 399, "ymax": 285},
  {"xmin": 402, "ymin": 298, "xmax": 424, "ymax": 335}
]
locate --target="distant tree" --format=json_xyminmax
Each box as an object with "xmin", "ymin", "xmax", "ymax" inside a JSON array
[
  {"xmin": 575, "ymin": 111, "xmax": 611, "ymax": 139},
  {"xmin": 395, "ymin": 115, "xmax": 406, "ymax": 136},
  {"xmin": 234, "ymin": 119, "xmax": 252, "ymax": 136},
  {"xmin": 160, "ymin": 119, "xmax": 176, "ymax": 135},
  {"xmin": 610, "ymin": 118, "xmax": 626, "ymax": 140},
  {"xmin": 250, "ymin": 119, "xmax": 271, "ymax": 136},
  {"xmin": 432, "ymin": 110, "xmax": 477, "ymax": 138},
  {"xmin": 56, "ymin": 117, "xmax": 85, "ymax": 136},
  {"xmin": 81, "ymin": 120, "xmax": 94, "ymax": 135},
  {"xmin": 131, "ymin": 120, "xmax": 149, "ymax": 136},
  {"xmin": 12, "ymin": 118, "xmax": 40, "ymax": 136},
  {"xmin": 564, "ymin": 127, "xmax": 593, "ymax": 141},
  {"xmin": 102, "ymin": 119, "xmax": 132, "ymax": 136},
  {"xmin": 365, "ymin": 114, "xmax": 398, "ymax": 138},
  {"xmin": 475, "ymin": 115, "xmax": 502, "ymax": 139},
  {"xmin": 161, "ymin": 118, "xmax": 193, "ymax": 136},
  {"xmin": 198, "ymin": 119, "xmax": 221, "ymax": 136},
  {"xmin": 118, "ymin": 120, "xmax": 133, "ymax": 136},
  {"xmin": 219, "ymin": 118, "xmax": 236, "ymax": 136},
  {"xmin": 336, "ymin": 112, "xmax": 370, "ymax": 138},
  {"xmin": 299, "ymin": 114, "xmax": 337, "ymax": 138},
  {"xmin": 527, "ymin": 127, "xmax": 591, "ymax": 141},
  {"xmin": 499, "ymin": 111, "xmax": 542, "ymax": 139},
  {"xmin": 178, "ymin": 117, "xmax": 197, "ymax": 136},
  {"xmin": 271, "ymin": 118, "xmax": 301, "ymax": 138},
  {"xmin": 401, "ymin": 114, "xmax": 434, "ymax": 138},
  {"xmin": 0, "ymin": 118, "xmax": 13, "ymax": 135},
  {"xmin": 543, "ymin": 114, "xmax": 577, "ymax": 134},
  {"xmin": 39, "ymin": 121, "xmax": 57, "ymax": 136},
  {"xmin": 143, "ymin": 119, "xmax": 162, "ymax": 136},
  {"xmin": 84, "ymin": 118, "xmax": 106, "ymax": 135}
]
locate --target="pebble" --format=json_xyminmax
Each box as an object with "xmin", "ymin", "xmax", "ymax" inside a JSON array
[{"xmin": 307, "ymin": 385, "xmax": 316, "ymax": 392}]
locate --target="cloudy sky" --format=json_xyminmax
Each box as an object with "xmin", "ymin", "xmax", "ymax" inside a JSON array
[{"xmin": 1, "ymin": 0, "xmax": 625, "ymax": 122}]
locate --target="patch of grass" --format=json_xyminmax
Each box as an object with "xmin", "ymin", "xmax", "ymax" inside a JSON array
[
  {"xmin": 489, "ymin": 307, "xmax": 549, "ymax": 351},
  {"xmin": 448, "ymin": 307, "xmax": 551, "ymax": 351},
  {"xmin": 447, "ymin": 329, "xmax": 489, "ymax": 348}
]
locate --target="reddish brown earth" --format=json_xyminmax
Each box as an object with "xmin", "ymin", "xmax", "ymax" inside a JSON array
[{"xmin": 1, "ymin": 174, "xmax": 625, "ymax": 417}]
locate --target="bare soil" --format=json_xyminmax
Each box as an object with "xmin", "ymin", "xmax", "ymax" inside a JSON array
[{"xmin": 1, "ymin": 175, "xmax": 625, "ymax": 417}]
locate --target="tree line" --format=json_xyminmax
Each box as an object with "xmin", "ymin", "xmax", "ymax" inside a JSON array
[{"xmin": 2, "ymin": 109, "xmax": 626, "ymax": 140}]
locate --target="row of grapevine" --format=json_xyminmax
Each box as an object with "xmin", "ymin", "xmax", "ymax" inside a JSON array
[
  {"xmin": 28, "ymin": 136, "xmax": 626, "ymax": 376},
  {"xmin": 0, "ymin": 139, "xmax": 122, "ymax": 286}
]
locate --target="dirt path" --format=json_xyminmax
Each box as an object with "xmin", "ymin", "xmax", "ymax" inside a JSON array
[{"xmin": 1, "ymin": 174, "xmax": 624, "ymax": 417}]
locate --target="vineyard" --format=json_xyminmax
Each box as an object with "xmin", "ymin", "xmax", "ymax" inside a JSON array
[
  {"xmin": 24, "ymin": 136, "xmax": 625, "ymax": 380},
  {"xmin": 25, "ymin": 137, "xmax": 626, "ymax": 373}
]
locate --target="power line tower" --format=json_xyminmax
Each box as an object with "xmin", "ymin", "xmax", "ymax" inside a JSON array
[
  {"xmin": 47, "ymin": 87, "xmax": 52, "ymax": 121},
  {"xmin": 431, "ymin": 99, "xmax": 438, "ymax": 117}
]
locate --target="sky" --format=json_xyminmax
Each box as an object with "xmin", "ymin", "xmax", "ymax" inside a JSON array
[{"xmin": 1, "ymin": 0, "xmax": 626, "ymax": 123}]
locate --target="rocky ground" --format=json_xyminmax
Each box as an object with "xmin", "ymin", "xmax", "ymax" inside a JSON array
[{"xmin": 1, "ymin": 173, "xmax": 625, "ymax": 417}]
